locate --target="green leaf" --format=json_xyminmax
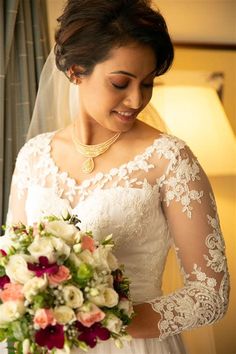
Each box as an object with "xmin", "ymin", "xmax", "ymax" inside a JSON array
[
  {"xmin": 0, "ymin": 328, "xmax": 7, "ymax": 341},
  {"xmin": 11, "ymin": 320, "xmax": 28, "ymax": 341},
  {"xmin": 0, "ymin": 265, "xmax": 6, "ymax": 276}
]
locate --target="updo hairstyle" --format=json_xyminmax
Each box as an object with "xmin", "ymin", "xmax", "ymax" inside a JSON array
[{"xmin": 54, "ymin": 0, "xmax": 174, "ymax": 78}]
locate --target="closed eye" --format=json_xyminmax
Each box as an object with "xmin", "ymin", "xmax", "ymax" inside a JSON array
[
  {"xmin": 112, "ymin": 83, "xmax": 153, "ymax": 90},
  {"xmin": 112, "ymin": 83, "xmax": 128, "ymax": 90}
]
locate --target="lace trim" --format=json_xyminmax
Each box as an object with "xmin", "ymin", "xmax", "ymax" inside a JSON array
[
  {"xmin": 148, "ymin": 191, "xmax": 229, "ymax": 339},
  {"xmin": 151, "ymin": 283, "xmax": 223, "ymax": 339}
]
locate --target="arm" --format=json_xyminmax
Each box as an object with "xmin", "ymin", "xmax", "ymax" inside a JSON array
[{"xmin": 128, "ymin": 142, "xmax": 229, "ymax": 339}]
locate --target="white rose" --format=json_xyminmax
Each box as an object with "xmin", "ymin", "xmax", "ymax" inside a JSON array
[
  {"xmin": 93, "ymin": 247, "xmax": 118, "ymax": 271},
  {"xmin": 22, "ymin": 275, "xmax": 48, "ymax": 301},
  {"xmin": 51, "ymin": 236, "xmax": 71, "ymax": 259},
  {"xmin": 22, "ymin": 339, "xmax": 30, "ymax": 354},
  {"xmin": 104, "ymin": 313, "xmax": 122, "ymax": 334},
  {"xmin": 28, "ymin": 235, "xmax": 56, "ymax": 262},
  {"xmin": 89, "ymin": 287, "xmax": 118, "ymax": 308},
  {"xmin": 5, "ymin": 254, "xmax": 34, "ymax": 284},
  {"xmin": 54, "ymin": 306, "xmax": 76, "ymax": 325},
  {"xmin": 103, "ymin": 288, "xmax": 119, "ymax": 307},
  {"xmin": 63, "ymin": 285, "xmax": 84, "ymax": 308},
  {"xmin": 78, "ymin": 249, "xmax": 95, "ymax": 265},
  {"xmin": 118, "ymin": 298, "xmax": 133, "ymax": 317},
  {"xmin": 45, "ymin": 221, "xmax": 77, "ymax": 245},
  {"xmin": 88, "ymin": 287, "xmax": 106, "ymax": 307},
  {"xmin": 0, "ymin": 301, "xmax": 26, "ymax": 328}
]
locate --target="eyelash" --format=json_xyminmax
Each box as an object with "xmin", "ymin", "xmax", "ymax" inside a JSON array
[{"xmin": 112, "ymin": 83, "xmax": 153, "ymax": 90}]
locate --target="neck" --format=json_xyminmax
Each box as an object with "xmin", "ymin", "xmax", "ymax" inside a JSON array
[{"xmin": 73, "ymin": 116, "xmax": 118, "ymax": 145}]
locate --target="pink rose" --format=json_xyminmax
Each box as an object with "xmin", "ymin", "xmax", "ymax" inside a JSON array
[
  {"xmin": 34, "ymin": 308, "xmax": 56, "ymax": 329},
  {"xmin": 81, "ymin": 235, "xmax": 95, "ymax": 253},
  {"xmin": 77, "ymin": 303, "xmax": 105, "ymax": 327},
  {"xmin": 48, "ymin": 265, "xmax": 71, "ymax": 285},
  {"xmin": 0, "ymin": 283, "xmax": 24, "ymax": 302}
]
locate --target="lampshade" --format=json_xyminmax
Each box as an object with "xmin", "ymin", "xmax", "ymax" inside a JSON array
[{"xmin": 150, "ymin": 86, "xmax": 236, "ymax": 175}]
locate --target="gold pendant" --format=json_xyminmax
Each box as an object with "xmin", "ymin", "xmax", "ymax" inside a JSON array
[{"xmin": 82, "ymin": 157, "xmax": 94, "ymax": 174}]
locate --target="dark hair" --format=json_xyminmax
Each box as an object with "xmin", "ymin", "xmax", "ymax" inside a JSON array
[{"xmin": 55, "ymin": 0, "xmax": 174, "ymax": 77}]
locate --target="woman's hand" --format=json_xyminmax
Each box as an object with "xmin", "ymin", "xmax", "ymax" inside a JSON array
[{"xmin": 126, "ymin": 303, "xmax": 161, "ymax": 338}]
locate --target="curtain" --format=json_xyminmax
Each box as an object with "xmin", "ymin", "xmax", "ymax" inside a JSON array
[{"xmin": 0, "ymin": 0, "xmax": 49, "ymax": 231}]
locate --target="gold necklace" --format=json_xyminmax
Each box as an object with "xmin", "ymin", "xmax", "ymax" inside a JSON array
[{"xmin": 71, "ymin": 124, "xmax": 121, "ymax": 174}]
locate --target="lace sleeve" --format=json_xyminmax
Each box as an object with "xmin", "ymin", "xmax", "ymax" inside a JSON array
[{"xmin": 148, "ymin": 141, "xmax": 230, "ymax": 339}]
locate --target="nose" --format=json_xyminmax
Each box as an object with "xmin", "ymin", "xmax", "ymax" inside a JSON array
[{"xmin": 124, "ymin": 87, "xmax": 143, "ymax": 110}]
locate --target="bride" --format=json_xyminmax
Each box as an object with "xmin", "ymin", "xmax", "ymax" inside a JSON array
[{"xmin": 1, "ymin": 0, "xmax": 229, "ymax": 353}]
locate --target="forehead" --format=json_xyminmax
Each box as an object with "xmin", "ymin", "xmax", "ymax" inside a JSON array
[{"xmin": 95, "ymin": 43, "xmax": 157, "ymax": 76}]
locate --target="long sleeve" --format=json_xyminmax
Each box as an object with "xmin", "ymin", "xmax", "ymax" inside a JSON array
[{"xmin": 148, "ymin": 142, "xmax": 230, "ymax": 339}]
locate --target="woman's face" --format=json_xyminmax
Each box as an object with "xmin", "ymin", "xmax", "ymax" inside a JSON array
[{"xmin": 78, "ymin": 42, "xmax": 157, "ymax": 132}]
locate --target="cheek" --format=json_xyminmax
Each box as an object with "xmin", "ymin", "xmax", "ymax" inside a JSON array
[{"xmin": 142, "ymin": 89, "xmax": 153, "ymax": 106}]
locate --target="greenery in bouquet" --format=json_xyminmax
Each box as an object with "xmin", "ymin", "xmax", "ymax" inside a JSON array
[{"xmin": 0, "ymin": 212, "xmax": 134, "ymax": 353}]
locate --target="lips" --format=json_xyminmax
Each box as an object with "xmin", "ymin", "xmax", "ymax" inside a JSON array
[{"xmin": 112, "ymin": 110, "xmax": 138, "ymax": 122}]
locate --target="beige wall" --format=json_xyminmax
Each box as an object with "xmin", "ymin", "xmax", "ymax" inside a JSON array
[
  {"xmin": 46, "ymin": 0, "xmax": 66, "ymax": 47},
  {"xmin": 154, "ymin": 1, "xmax": 236, "ymax": 45}
]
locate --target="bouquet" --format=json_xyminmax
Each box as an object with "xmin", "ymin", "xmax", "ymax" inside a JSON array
[{"xmin": 0, "ymin": 212, "xmax": 134, "ymax": 353}]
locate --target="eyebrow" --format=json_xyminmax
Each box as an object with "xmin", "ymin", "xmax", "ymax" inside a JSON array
[{"xmin": 109, "ymin": 69, "xmax": 157, "ymax": 78}]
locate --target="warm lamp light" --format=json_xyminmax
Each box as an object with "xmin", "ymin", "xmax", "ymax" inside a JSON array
[{"xmin": 150, "ymin": 86, "xmax": 236, "ymax": 176}]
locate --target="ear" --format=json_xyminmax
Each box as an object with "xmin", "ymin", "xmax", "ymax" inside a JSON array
[{"xmin": 66, "ymin": 64, "xmax": 85, "ymax": 85}]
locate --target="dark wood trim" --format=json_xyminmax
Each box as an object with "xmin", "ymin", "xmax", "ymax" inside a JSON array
[{"xmin": 174, "ymin": 41, "xmax": 236, "ymax": 51}]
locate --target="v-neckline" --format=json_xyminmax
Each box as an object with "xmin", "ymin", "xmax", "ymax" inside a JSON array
[{"xmin": 46, "ymin": 130, "xmax": 167, "ymax": 190}]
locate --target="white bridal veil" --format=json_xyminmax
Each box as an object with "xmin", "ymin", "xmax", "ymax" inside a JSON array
[{"xmin": 26, "ymin": 49, "xmax": 80, "ymax": 141}]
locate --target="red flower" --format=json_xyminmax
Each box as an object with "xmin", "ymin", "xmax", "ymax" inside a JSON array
[
  {"xmin": 35, "ymin": 324, "xmax": 64, "ymax": 350},
  {"xmin": 76, "ymin": 321, "xmax": 110, "ymax": 348},
  {"xmin": 0, "ymin": 249, "xmax": 7, "ymax": 256},
  {"xmin": 27, "ymin": 256, "xmax": 59, "ymax": 277},
  {"xmin": 0, "ymin": 275, "xmax": 10, "ymax": 290}
]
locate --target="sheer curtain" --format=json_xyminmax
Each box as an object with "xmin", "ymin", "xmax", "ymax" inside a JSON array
[{"xmin": 0, "ymin": 0, "xmax": 49, "ymax": 231}]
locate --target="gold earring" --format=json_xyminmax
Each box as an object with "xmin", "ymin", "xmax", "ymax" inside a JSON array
[
  {"xmin": 66, "ymin": 68, "xmax": 81, "ymax": 85},
  {"xmin": 71, "ymin": 74, "xmax": 81, "ymax": 85}
]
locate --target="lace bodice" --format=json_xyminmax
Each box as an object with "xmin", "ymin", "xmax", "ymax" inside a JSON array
[{"xmin": 2, "ymin": 131, "xmax": 229, "ymax": 340}]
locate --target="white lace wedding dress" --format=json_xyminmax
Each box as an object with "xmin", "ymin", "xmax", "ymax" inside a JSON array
[{"xmin": 0, "ymin": 131, "xmax": 229, "ymax": 354}]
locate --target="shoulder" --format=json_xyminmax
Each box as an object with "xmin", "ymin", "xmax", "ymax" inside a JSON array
[
  {"xmin": 13, "ymin": 131, "xmax": 57, "ymax": 180},
  {"xmin": 16, "ymin": 131, "xmax": 56, "ymax": 165},
  {"xmin": 12, "ymin": 131, "xmax": 57, "ymax": 192},
  {"xmin": 133, "ymin": 120, "xmax": 198, "ymax": 163}
]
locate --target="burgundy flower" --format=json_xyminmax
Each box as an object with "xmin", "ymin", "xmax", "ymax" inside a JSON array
[
  {"xmin": 76, "ymin": 321, "xmax": 110, "ymax": 348},
  {"xmin": 0, "ymin": 249, "xmax": 7, "ymax": 256},
  {"xmin": 27, "ymin": 256, "xmax": 59, "ymax": 277},
  {"xmin": 0, "ymin": 275, "xmax": 10, "ymax": 289},
  {"xmin": 35, "ymin": 324, "xmax": 64, "ymax": 350},
  {"xmin": 113, "ymin": 269, "xmax": 127, "ymax": 298}
]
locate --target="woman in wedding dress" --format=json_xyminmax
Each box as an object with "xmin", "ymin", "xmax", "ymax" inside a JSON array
[{"xmin": 1, "ymin": 0, "xmax": 229, "ymax": 353}]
